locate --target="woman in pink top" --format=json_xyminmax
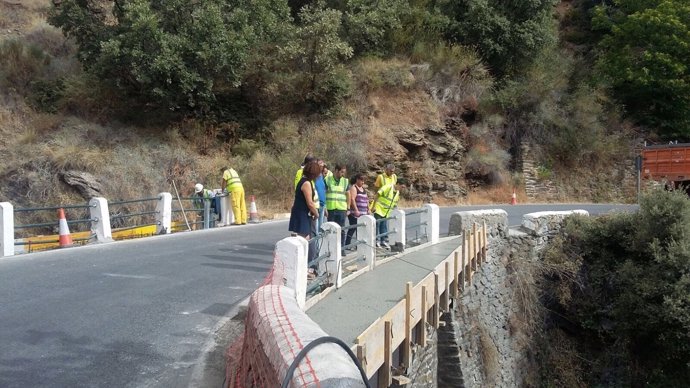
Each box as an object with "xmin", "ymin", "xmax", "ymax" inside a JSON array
[{"xmin": 345, "ymin": 174, "xmax": 369, "ymax": 248}]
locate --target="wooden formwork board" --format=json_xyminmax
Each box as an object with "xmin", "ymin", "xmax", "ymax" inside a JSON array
[{"xmin": 352, "ymin": 228, "xmax": 488, "ymax": 383}]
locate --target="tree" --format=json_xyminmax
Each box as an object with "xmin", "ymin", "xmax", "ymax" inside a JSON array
[
  {"xmin": 50, "ymin": 0, "xmax": 292, "ymax": 113},
  {"xmin": 595, "ymin": 0, "xmax": 690, "ymax": 138},
  {"xmin": 443, "ymin": 0, "xmax": 558, "ymax": 78},
  {"xmin": 289, "ymin": 4, "xmax": 353, "ymax": 111}
]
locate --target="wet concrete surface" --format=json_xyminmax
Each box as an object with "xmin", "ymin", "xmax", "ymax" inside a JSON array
[{"xmin": 306, "ymin": 237, "xmax": 462, "ymax": 345}]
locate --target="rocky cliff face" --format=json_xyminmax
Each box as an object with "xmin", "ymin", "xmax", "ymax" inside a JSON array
[{"xmin": 365, "ymin": 90, "xmax": 472, "ymax": 201}]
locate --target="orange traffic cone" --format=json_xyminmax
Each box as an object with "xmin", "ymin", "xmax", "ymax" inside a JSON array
[
  {"xmin": 510, "ymin": 189, "xmax": 517, "ymax": 205},
  {"xmin": 249, "ymin": 195, "xmax": 260, "ymax": 223},
  {"xmin": 58, "ymin": 208, "xmax": 73, "ymax": 247}
]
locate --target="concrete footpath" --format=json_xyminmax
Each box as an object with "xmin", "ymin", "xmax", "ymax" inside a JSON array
[{"xmin": 307, "ymin": 237, "xmax": 462, "ymax": 345}]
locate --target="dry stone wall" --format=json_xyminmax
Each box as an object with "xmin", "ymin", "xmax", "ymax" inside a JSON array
[
  {"xmin": 406, "ymin": 326, "xmax": 439, "ymax": 387},
  {"xmin": 444, "ymin": 210, "xmax": 587, "ymax": 388}
]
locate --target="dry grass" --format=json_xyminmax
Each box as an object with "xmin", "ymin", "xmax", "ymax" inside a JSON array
[
  {"xmin": 464, "ymin": 184, "xmax": 528, "ymax": 205},
  {"xmin": 478, "ymin": 324, "xmax": 500, "ymax": 384},
  {"xmin": 539, "ymin": 329, "xmax": 589, "ymax": 388},
  {"xmin": 0, "ymin": 1, "xmax": 49, "ymax": 34}
]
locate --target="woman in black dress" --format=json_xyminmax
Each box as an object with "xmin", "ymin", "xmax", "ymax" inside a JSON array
[{"xmin": 289, "ymin": 161, "xmax": 321, "ymax": 238}]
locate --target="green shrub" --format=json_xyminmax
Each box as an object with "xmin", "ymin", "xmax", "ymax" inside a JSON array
[
  {"xmin": 0, "ymin": 38, "xmax": 51, "ymax": 95},
  {"xmin": 29, "ymin": 78, "xmax": 65, "ymax": 113},
  {"xmin": 541, "ymin": 189, "xmax": 690, "ymax": 386},
  {"xmin": 353, "ymin": 57, "xmax": 415, "ymax": 92}
]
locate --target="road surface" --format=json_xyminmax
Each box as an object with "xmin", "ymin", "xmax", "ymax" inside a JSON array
[{"xmin": 0, "ymin": 204, "xmax": 635, "ymax": 387}]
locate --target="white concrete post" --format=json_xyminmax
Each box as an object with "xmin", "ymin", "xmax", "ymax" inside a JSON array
[
  {"xmin": 358, "ymin": 215, "xmax": 376, "ymax": 270},
  {"xmin": 422, "ymin": 203, "xmax": 440, "ymax": 244},
  {"xmin": 0, "ymin": 202, "xmax": 14, "ymax": 257},
  {"xmin": 219, "ymin": 194, "xmax": 235, "ymax": 226},
  {"xmin": 320, "ymin": 222, "xmax": 343, "ymax": 288},
  {"xmin": 276, "ymin": 236, "xmax": 308, "ymax": 309},
  {"xmin": 156, "ymin": 192, "xmax": 172, "ymax": 234},
  {"xmin": 89, "ymin": 197, "xmax": 113, "ymax": 242},
  {"xmin": 389, "ymin": 209, "xmax": 406, "ymax": 249}
]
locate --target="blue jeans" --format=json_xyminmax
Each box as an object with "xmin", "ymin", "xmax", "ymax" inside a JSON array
[
  {"xmin": 317, "ymin": 206, "xmax": 326, "ymax": 232},
  {"xmin": 327, "ymin": 210, "xmax": 347, "ymax": 248},
  {"xmin": 374, "ymin": 214, "xmax": 388, "ymax": 244}
]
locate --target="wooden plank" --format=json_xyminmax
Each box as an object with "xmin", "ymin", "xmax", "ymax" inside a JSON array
[
  {"xmin": 472, "ymin": 224, "xmax": 477, "ymax": 273},
  {"xmin": 379, "ymin": 321, "xmax": 392, "ymax": 388},
  {"xmin": 381, "ymin": 300, "xmax": 406, "ymax": 349},
  {"xmin": 403, "ymin": 282, "xmax": 412, "ymax": 369},
  {"xmin": 444, "ymin": 261, "xmax": 451, "ymax": 312},
  {"xmin": 460, "ymin": 233, "xmax": 470, "ymax": 292},
  {"xmin": 453, "ymin": 251, "xmax": 459, "ymax": 298},
  {"xmin": 420, "ymin": 285, "xmax": 427, "ymax": 347},
  {"xmin": 433, "ymin": 273, "xmax": 440, "ymax": 328},
  {"xmin": 408, "ymin": 281, "xmax": 423, "ymax": 330},
  {"xmin": 466, "ymin": 229, "xmax": 474, "ymax": 286},
  {"xmin": 482, "ymin": 221, "xmax": 488, "ymax": 263},
  {"xmin": 357, "ymin": 344, "xmax": 367, "ymax": 374},
  {"xmin": 355, "ymin": 320, "xmax": 385, "ymax": 378}
]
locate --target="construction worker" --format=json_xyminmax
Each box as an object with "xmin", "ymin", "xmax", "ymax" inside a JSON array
[
  {"xmin": 374, "ymin": 163, "xmax": 397, "ymax": 189},
  {"xmin": 325, "ymin": 164, "xmax": 349, "ymax": 251},
  {"xmin": 370, "ymin": 181, "xmax": 400, "ymax": 249},
  {"xmin": 193, "ymin": 183, "xmax": 219, "ymax": 225},
  {"xmin": 221, "ymin": 167, "xmax": 247, "ymax": 225}
]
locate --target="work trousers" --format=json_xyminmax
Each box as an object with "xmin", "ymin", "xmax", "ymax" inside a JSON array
[
  {"xmin": 374, "ymin": 213, "xmax": 388, "ymax": 244},
  {"xmin": 327, "ymin": 209, "xmax": 347, "ymax": 248},
  {"xmin": 345, "ymin": 214, "xmax": 359, "ymax": 248},
  {"xmin": 316, "ymin": 206, "xmax": 326, "ymax": 234},
  {"xmin": 230, "ymin": 188, "xmax": 247, "ymax": 224}
]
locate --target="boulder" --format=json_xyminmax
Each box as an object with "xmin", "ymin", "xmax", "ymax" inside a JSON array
[{"xmin": 61, "ymin": 171, "xmax": 104, "ymax": 199}]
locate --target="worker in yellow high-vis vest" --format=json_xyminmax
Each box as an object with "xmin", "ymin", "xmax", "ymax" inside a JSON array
[
  {"xmin": 221, "ymin": 167, "xmax": 247, "ymax": 225},
  {"xmin": 370, "ymin": 182, "xmax": 399, "ymax": 249},
  {"xmin": 375, "ymin": 163, "xmax": 397, "ymax": 189},
  {"xmin": 325, "ymin": 164, "xmax": 349, "ymax": 252}
]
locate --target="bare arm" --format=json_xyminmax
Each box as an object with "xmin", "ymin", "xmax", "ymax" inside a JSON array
[
  {"xmin": 301, "ymin": 181, "xmax": 318, "ymax": 218},
  {"xmin": 349, "ymin": 185, "xmax": 359, "ymax": 216}
]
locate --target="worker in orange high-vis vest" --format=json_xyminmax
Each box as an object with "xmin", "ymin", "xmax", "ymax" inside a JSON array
[{"xmin": 221, "ymin": 167, "xmax": 247, "ymax": 225}]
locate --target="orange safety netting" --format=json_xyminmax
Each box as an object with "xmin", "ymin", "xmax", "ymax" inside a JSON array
[{"xmin": 226, "ymin": 253, "xmax": 321, "ymax": 388}]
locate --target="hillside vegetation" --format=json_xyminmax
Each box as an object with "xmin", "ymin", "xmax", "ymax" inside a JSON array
[
  {"xmin": 1, "ymin": 0, "xmax": 688, "ymax": 212},
  {"xmin": 539, "ymin": 190, "xmax": 690, "ymax": 386}
]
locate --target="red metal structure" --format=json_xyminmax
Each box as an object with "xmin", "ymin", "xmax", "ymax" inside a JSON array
[{"xmin": 642, "ymin": 143, "xmax": 690, "ymax": 189}]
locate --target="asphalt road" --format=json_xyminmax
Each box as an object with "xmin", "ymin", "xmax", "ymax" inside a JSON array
[{"xmin": 0, "ymin": 204, "xmax": 636, "ymax": 388}]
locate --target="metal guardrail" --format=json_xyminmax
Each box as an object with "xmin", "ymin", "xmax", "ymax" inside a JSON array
[
  {"xmin": 172, "ymin": 196, "xmax": 220, "ymax": 230},
  {"xmin": 307, "ymin": 229, "xmax": 335, "ymax": 295},
  {"xmin": 14, "ymin": 203, "xmax": 93, "ymax": 212},
  {"xmin": 13, "ymin": 203, "xmax": 93, "ymax": 239},
  {"xmin": 109, "ymin": 197, "xmax": 160, "ymax": 206},
  {"xmin": 405, "ymin": 207, "xmax": 429, "ymax": 246},
  {"xmin": 404, "ymin": 208, "xmax": 428, "ymax": 216},
  {"xmin": 14, "ymin": 218, "xmax": 95, "ymax": 229},
  {"xmin": 109, "ymin": 196, "xmax": 162, "ymax": 231}
]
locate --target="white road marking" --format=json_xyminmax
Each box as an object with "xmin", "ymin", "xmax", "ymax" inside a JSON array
[{"xmin": 102, "ymin": 273, "xmax": 155, "ymax": 279}]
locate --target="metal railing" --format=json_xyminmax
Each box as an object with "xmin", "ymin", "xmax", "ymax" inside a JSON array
[
  {"xmin": 13, "ymin": 203, "xmax": 93, "ymax": 233},
  {"xmin": 341, "ymin": 221, "xmax": 367, "ymax": 274},
  {"xmin": 108, "ymin": 196, "xmax": 161, "ymax": 232},
  {"xmin": 12, "ymin": 203, "xmax": 94, "ymax": 251},
  {"xmin": 405, "ymin": 207, "xmax": 429, "ymax": 247},
  {"xmin": 171, "ymin": 194, "xmax": 225, "ymax": 231},
  {"xmin": 306, "ymin": 229, "xmax": 335, "ymax": 295}
]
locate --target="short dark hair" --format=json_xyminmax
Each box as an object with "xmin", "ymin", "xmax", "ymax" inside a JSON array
[
  {"xmin": 303, "ymin": 161, "xmax": 322, "ymax": 180},
  {"xmin": 352, "ymin": 173, "xmax": 364, "ymax": 182},
  {"xmin": 334, "ymin": 164, "xmax": 346, "ymax": 171},
  {"xmin": 303, "ymin": 155, "xmax": 316, "ymax": 166}
]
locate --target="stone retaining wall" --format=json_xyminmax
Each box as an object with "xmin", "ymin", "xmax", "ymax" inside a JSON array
[
  {"xmin": 448, "ymin": 209, "xmax": 508, "ymax": 238},
  {"xmin": 447, "ymin": 210, "xmax": 586, "ymax": 387}
]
